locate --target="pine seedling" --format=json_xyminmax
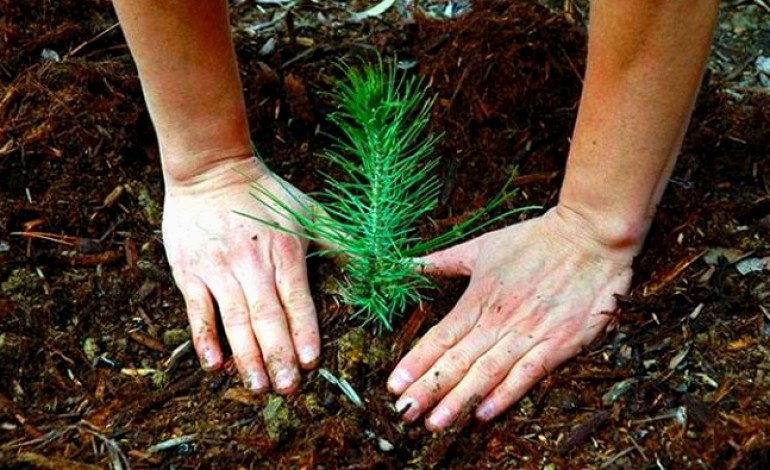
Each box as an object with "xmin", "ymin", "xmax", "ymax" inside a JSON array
[{"xmin": 243, "ymin": 60, "xmax": 536, "ymax": 331}]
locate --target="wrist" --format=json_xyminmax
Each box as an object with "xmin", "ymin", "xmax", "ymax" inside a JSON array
[
  {"xmin": 156, "ymin": 105, "xmax": 254, "ymax": 184},
  {"xmin": 162, "ymin": 152, "xmax": 269, "ymax": 195},
  {"xmin": 550, "ymin": 201, "xmax": 651, "ymax": 259}
]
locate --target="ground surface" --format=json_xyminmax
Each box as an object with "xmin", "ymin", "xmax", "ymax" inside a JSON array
[{"xmin": 1, "ymin": 0, "xmax": 770, "ymax": 468}]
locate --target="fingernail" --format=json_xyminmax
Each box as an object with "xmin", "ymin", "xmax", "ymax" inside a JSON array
[
  {"xmin": 395, "ymin": 397, "xmax": 419, "ymax": 422},
  {"xmin": 388, "ymin": 369, "xmax": 413, "ymax": 394},
  {"xmin": 201, "ymin": 349, "xmax": 218, "ymax": 370},
  {"xmin": 476, "ymin": 401, "xmax": 496, "ymax": 421},
  {"xmin": 245, "ymin": 373, "xmax": 269, "ymax": 393},
  {"xmin": 298, "ymin": 346, "xmax": 318, "ymax": 366},
  {"xmin": 274, "ymin": 369, "xmax": 295, "ymax": 391},
  {"xmin": 427, "ymin": 406, "xmax": 452, "ymax": 430}
]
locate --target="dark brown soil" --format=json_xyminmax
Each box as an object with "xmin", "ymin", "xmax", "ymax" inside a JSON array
[{"xmin": 2, "ymin": 1, "xmax": 770, "ymax": 469}]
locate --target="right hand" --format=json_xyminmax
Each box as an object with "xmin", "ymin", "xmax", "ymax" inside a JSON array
[{"xmin": 161, "ymin": 156, "xmax": 320, "ymax": 394}]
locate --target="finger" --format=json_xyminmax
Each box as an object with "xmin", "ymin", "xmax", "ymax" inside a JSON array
[
  {"xmin": 475, "ymin": 340, "xmax": 577, "ymax": 422},
  {"xmin": 233, "ymin": 257, "xmax": 300, "ymax": 394},
  {"xmin": 206, "ymin": 274, "xmax": 270, "ymax": 393},
  {"xmin": 396, "ymin": 325, "xmax": 498, "ymax": 423},
  {"xmin": 425, "ymin": 331, "xmax": 531, "ymax": 431},
  {"xmin": 388, "ymin": 291, "xmax": 482, "ymax": 396},
  {"xmin": 414, "ymin": 236, "xmax": 481, "ymax": 277},
  {"xmin": 179, "ymin": 274, "xmax": 224, "ymax": 371},
  {"xmin": 271, "ymin": 234, "xmax": 320, "ymax": 369}
]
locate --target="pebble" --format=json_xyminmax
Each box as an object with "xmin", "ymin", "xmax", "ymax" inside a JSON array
[{"xmin": 377, "ymin": 438, "xmax": 394, "ymax": 452}]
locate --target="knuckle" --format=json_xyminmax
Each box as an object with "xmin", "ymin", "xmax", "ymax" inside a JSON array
[
  {"xmin": 185, "ymin": 296, "xmax": 208, "ymax": 317},
  {"xmin": 282, "ymin": 288, "xmax": 313, "ymax": 307},
  {"xmin": 475, "ymin": 354, "xmax": 505, "ymax": 380},
  {"xmin": 222, "ymin": 309, "xmax": 251, "ymax": 329},
  {"xmin": 444, "ymin": 348, "xmax": 473, "ymax": 373},
  {"xmin": 272, "ymin": 234, "xmax": 302, "ymax": 256},
  {"xmin": 430, "ymin": 325, "xmax": 459, "ymax": 350},
  {"xmin": 520, "ymin": 360, "xmax": 546, "ymax": 381},
  {"xmin": 250, "ymin": 301, "xmax": 285, "ymax": 325}
]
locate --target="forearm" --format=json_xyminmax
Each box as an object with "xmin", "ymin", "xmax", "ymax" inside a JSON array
[
  {"xmin": 559, "ymin": 0, "xmax": 718, "ymax": 252},
  {"xmin": 112, "ymin": 0, "xmax": 252, "ymax": 184}
]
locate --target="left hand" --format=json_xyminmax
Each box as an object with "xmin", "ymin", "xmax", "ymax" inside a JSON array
[{"xmin": 387, "ymin": 206, "xmax": 635, "ymax": 431}]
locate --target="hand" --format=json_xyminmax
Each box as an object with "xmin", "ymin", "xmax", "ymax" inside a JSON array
[
  {"xmin": 387, "ymin": 206, "xmax": 636, "ymax": 430},
  {"xmin": 162, "ymin": 156, "xmax": 320, "ymax": 394}
]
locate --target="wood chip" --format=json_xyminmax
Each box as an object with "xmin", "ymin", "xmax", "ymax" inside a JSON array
[
  {"xmin": 128, "ymin": 330, "xmax": 166, "ymax": 353},
  {"xmin": 223, "ymin": 387, "xmax": 260, "ymax": 406},
  {"xmin": 726, "ymin": 337, "xmax": 753, "ymax": 351}
]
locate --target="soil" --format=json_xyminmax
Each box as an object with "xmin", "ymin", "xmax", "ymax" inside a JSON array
[{"xmin": 1, "ymin": 0, "xmax": 770, "ymax": 469}]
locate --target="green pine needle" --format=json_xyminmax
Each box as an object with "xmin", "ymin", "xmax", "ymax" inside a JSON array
[{"xmin": 242, "ymin": 59, "xmax": 539, "ymax": 331}]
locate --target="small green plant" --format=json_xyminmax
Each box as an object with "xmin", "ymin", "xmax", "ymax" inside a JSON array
[{"xmin": 243, "ymin": 60, "xmax": 536, "ymax": 331}]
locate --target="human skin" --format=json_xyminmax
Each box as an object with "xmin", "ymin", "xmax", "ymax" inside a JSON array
[
  {"xmin": 111, "ymin": 0, "xmax": 719, "ymax": 430},
  {"xmin": 111, "ymin": 0, "xmax": 320, "ymax": 394},
  {"xmin": 387, "ymin": 0, "xmax": 719, "ymax": 430}
]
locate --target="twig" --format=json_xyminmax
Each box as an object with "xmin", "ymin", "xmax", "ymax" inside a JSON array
[
  {"xmin": 113, "ymin": 370, "xmax": 204, "ymax": 426},
  {"xmin": 722, "ymin": 52, "xmax": 760, "ymax": 83},
  {"xmin": 67, "ymin": 23, "xmax": 120, "ymax": 58},
  {"xmin": 642, "ymin": 249, "xmax": 707, "ymax": 296},
  {"xmin": 557, "ymin": 410, "xmax": 610, "ymax": 454},
  {"xmin": 627, "ymin": 432, "xmax": 649, "ymax": 462},
  {"xmin": 147, "ymin": 434, "xmax": 197, "ymax": 453},
  {"xmin": 600, "ymin": 447, "xmax": 636, "ymax": 469},
  {"xmin": 78, "ymin": 426, "xmax": 131, "ymax": 470},
  {"xmin": 4, "ymin": 425, "xmax": 129, "ymax": 470}
]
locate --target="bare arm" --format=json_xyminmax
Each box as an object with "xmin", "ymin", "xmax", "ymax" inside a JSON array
[
  {"xmin": 389, "ymin": 0, "xmax": 719, "ymax": 430},
  {"xmin": 559, "ymin": 0, "xmax": 719, "ymax": 252},
  {"xmin": 112, "ymin": 0, "xmax": 253, "ymax": 183}
]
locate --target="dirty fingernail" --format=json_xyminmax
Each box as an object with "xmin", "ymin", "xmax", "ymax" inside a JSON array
[
  {"xmin": 298, "ymin": 346, "xmax": 318, "ymax": 366},
  {"xmin": 274, "ymin": 369, "xmax": 296, "ymax": 391},
  {"xmin": 201, "ymin": 349, "xmax": 218, "ymax": 370},
  {"xmin": 395, "ymin": 396, "xmax": 419, "ymax": 422},
  {"xmin": 388, "ymin": 369, "xmax": 413, "ymax": 394},
  {"xmin": 246, "ymin": 372, "xmax": 269, "ymax": 393},
  {"xmin": 427, "ymin": 406, "xmax": 452, "ymax": 430},
  {"xmin": 476, "ymin": 401, "xmax": 495, "ymax": 421}
]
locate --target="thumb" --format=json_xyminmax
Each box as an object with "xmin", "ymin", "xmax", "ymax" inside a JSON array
[{"xmin": 414, "ymin": 236, "xmax": 481, "ymax": 277}]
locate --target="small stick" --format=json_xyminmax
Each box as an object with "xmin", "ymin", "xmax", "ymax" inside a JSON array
[
  {"xmin": 66, "ymin": 23, "xmax": 120, "ymax": 58},
  {"xmin": 127, "ymin": 330, "xmax": 166, "ymax": 353},
  {"xmin": 558, "ymin": 410, "xmax": 610, "ymax": 454}
]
